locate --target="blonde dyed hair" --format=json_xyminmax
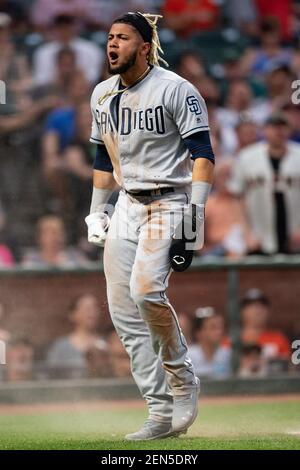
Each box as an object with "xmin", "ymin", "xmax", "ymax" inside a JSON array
[{"xmin": 139, "ymin": 13, "xmax": 168, "ymax": 67}]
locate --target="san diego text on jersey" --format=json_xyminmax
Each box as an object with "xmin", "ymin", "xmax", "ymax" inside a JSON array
[{"xmin": 96, "ymin": 105, "xmax": 166, "ymax": 136}]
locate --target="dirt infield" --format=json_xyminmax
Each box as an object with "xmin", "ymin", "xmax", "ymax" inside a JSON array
[{"xmin": 0, "ymin": 394, "xmax": 300, "ymax": 416}]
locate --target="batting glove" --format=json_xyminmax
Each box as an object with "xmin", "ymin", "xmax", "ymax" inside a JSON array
[
  {"xmin": 85, "ymin": 212, "xmax": 110, "ymax": 247},
  {"xmin": 169, "ymin": 204, "xmax": 204, "ymax": 272}
]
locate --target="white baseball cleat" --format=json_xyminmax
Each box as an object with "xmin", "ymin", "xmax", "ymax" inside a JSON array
[
  {"xmin": 125, "ymin": 419, "xmax": 183, "ymax": 441},
  {"xmin": 172, "ymin": 377, "xmax": 200, "ymax": 433}
]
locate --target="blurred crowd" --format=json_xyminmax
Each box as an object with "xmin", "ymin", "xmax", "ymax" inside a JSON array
[
  {"xmin": 0, "ymin": 0, "xmax": 300, "ymax": 267},
  {"xmin": 0, "ymin": 1, "xmax": 300, "ymax": 382},
  {"xmin": 0, "ymin": 287, "xmax": 299, "ymax": 382}
]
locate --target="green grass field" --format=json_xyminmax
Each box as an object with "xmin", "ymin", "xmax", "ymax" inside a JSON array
[{"xmin": 0, "ymin": 398, "xmax": 300, "ymax": 450}]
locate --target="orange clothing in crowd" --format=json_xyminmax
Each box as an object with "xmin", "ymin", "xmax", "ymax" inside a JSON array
[
  {"xmin": 163, "ymin": 0, "xmax": 220, "ymax": 37},
  {"xmin": 224, "ymin": 330, "xmax": 290, "ymax": 359},
  {"xmin": 254, "ymin": 331, "xmax": 290, "ymax": 359}
]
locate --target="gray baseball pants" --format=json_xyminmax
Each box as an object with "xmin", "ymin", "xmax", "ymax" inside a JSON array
[{"xmin": 103, "ymin": 188, "xmax": 196, "ymax": 423}]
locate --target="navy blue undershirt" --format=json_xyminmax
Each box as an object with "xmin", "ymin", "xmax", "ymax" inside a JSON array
[
  {"xmin": 94, "ymin": 129, "xmax": 215, "ymax": 173},
  {"xmin": 183, "ymin": 131, "xmax": 215, "ymax": 164},
  {"xmin": 94, "ymin": 144, "xmax": 113, "ymax": 173}
]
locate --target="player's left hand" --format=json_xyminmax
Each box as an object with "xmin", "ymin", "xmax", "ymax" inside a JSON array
[
  {"xmin": 85, "ymin": 212, "xmax": 110, "ymax": 247},
  {"xmin": 169, "ymin": 204, "xmax": 204, "ymax": 272}
]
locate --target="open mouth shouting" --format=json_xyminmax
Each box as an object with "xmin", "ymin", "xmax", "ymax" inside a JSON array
[{"xmin": 109, "ymin": 51, "xmax": 119, "ymax": 66}]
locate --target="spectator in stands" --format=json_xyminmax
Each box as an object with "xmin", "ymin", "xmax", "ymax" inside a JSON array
[
  {"xmin": 212, "ymin": 115, "xmax": 259, "ymax": 159},
  {"xmin": 238, "ymin": 343, "xmax": 267, "ymax": 378},
  {"xmin": 41, "ymin": 72, "xmax": 90, "ymax": 209},
  {"xmin": 281, "ymin": 102, "xmax": 300, "ymax": 144},
  {"xmin": 203, "ymin": 159, "xmax": 253, "ymax": 258},
  {"xmin": 47, "ymin": 294, "xmax": 107, "ymax": 378},
  {"xmin": 33, "ymin": 14, "xmax": 104, "ymax": 86},
  {"xmin": 31, "ymin": 0, "xmax": 102, "ymax": 31},
  {"xmin": 86, "ymin": 345, "xmax": 110, "ymax": 378},
  {"xmin": 188, "ymin": 307, "xmax": 232, "ymax": 378},
  {"xmin": 196, "ymin": 76, "xmax": 221, "ymax": 144},
  {"xmin": 235, "ymin": 118, "xmax": 259, "ymax": 153},
  {"xmin": 217, "ymin": 65, "xmax": 295, "ymax": 141},
  {"xmin": 222, "ymin": 51, "xmax": 246, "ymax": 83},
  {"xmin": 53, "ymin": 47, "xmax": 79, "ymax": 95},
  {"xmin": 216, "ymin": 79, "xmax": 263, "ymax": 155},
  {"xmin": 240, "ymin": 289, "xmax": 290, "ymax": 361},
  {"xmin": 0, "ymin": 0, "xmax": 29, "ymax": 33},
  {"xmin": 190, "ymin": 76, "xmax": 220, "ymax": 139},
  {"xmin": 0, "ymin": 95, "xmax": 59, "ymax": 135},
  {"xmin": 229, "ymin": 113, "xmax": 300, "ymax": 254},
  {"xmin": 63, "ymin": 101, "xmax": 93, "ymax": 236},
  {"xmin": 51, "ymin": 101, "xmax": 93, "ymax": 238},
  {"xmin": 0, "ymin": 13, "xmax": 32, "ymax": 101},
  {"xmin": 34, "ymin": 47, "xmax": 81, "ymax": 100},
  {"xmin": 255, "ymin": 0, "xmax": 294, "ymax": 42},
  {"xmin": 163, "ymin": 0, "xmax": 222, "ymax": 38},
  {"xmin": 6, "ymin": 337, "xmax": 34, "ymax": 381},
  {"xmin": 224, "ymin": 0, "xmax": 257, "ymax": 37},
  {"xmin": 0, "ymin": 203, "xmax": 15, "ymax": 267},
  {"xmin": 42, "ymin": 70, "xmax": 89, "ymax": 149},
  {"xmin": 63, "ymin": 102, "xmax": 93, "ymax": 183},
  {"xmin": 175, "ymin": 50, "xmax": 206, "ymax": 88},
  {"xmin": 107, "ymin": 330, "xmax": 131, "ymax": 378},
  {"xmin": 265, "ymin": 65, "xmax": 296, "ymax": 111},
  {"xmin": 0, "ymin": 11, "xmax": 60, "ymax": 132},
  {"xmin": 240, "ymin": 18, "xmax": 293, "ymax": 79},
  {"xmin": 22, "ymin": 215, "xmax": 90, "ymax": 268},
  {"xmin": 218, "ymin": 50, "xmax": 267, "ymax": 103},
  {"xmin": 292, "ymin": 42, "xmax": 300, "ymax": 79}
]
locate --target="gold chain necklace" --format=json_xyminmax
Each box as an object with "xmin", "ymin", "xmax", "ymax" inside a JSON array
[{"xmin": 98, "ymin": 66, "xmax": 151, "ymax": 106}]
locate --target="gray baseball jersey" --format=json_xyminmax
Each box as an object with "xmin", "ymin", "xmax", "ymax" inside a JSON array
[{"xmin": 90, "ymin": 65, "xmax": 209, "ymax": 191}]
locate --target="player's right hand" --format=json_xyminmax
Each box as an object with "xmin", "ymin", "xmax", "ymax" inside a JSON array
[{"xmin": 85, "ymin": 212, "xmax": 110, "ymax": 247}]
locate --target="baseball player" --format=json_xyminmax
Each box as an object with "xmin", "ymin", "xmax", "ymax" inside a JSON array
[{"xmin": 85, "ymin": 12, "xmax": 215, "ymax": 440}]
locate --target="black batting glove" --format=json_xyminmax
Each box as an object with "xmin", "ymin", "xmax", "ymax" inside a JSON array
[{"xmin": 169, "ymin": 204, "xmax": 205, "ymax": 272}]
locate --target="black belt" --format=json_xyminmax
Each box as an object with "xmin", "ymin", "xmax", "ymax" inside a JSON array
[{"xmin": 125, "ymin": 187, "xmax": 175, "ymax": 197}]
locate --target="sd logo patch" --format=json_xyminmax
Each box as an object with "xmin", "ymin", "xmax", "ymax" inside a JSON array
[{"xmin": 186, "ymin": 95, "xmax": 202, "ymax": 116}]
